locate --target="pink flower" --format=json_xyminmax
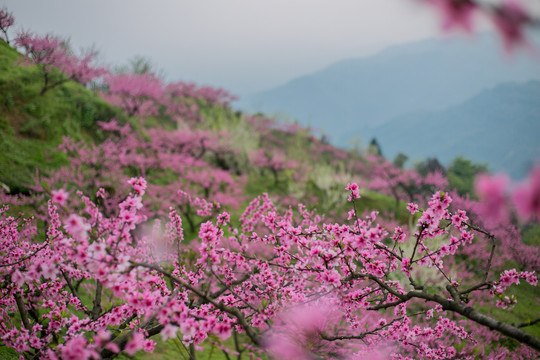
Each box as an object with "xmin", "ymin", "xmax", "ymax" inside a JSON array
[
  {"xmin": 213, "ymin": 323, "xmax": 232, "ymax": 340},
  {"xmin": 407, "ymin": 202, "xmax": 419, "ymax": 215},
  {"xmin": 142, "ymin": 339, "xmax": 155, "ymax": 352},
  {"xmin": 59, "ymin": 336, "xmax": 97, "ymax": 360},
  {"xmin": 401, "ymin": 257, "xmax": 412, "ymax": 277},
  {"xmin": 161, "ymin": 324, "xmax": 178, "ymax": 341},
  {"xmin": 180, "ymin": 319, "xmax": 197, "ymax": 339},
  {"xmin": 11, "ymin": 269, "xmax": 26, "ymax": 287},
  {"xmin": 105, "ymin": 342, "xmax": 120, "ymax": 354},
  {"xmin": 217, "ymin": 212, "xmax": 230, "ymax": 226},
  {"xmin": 512, "ymin": 166, "xmax": 540, "ymax": 221},
  {"xmin": 345, "ymin": 182, "xmax": 361, "ymax": 202},
  {"xmin": 317, "ymin": 269, "xmax": 342, "ymax": 287},
  {"xmin": 128, "ymin": 177, "xmax": 147, "ymax": 196},
  {"xmin": 392, "ymin": 227, "xmax": 407, "ymax": 243},
  {"xmin": 93, "ymin": 330, "xmax": 111, "ymax": 347},
  {"xmin": 51, "ymin": 189, "xmax": 69, "ymax": 206},
  {"xmin": 451, "ymin": 209, "xmax": 468, "ymax": 228},
  {"xmin": 524, "ymin": 272, "xmax": 538, "ymax": 286},
  {"xmin": 475, "ymin": 173, "xmax": 509, "ymax": 223},
  {"xmin": 491, "ymin": 0, "xmax": 530, "ymax": 53},
  {"xmin": 264, "ymin": 301, "xmax": 338, "ymax": 360},
  {"xmin": 39, "ymin": 262, "xmax": 58, "ymax": 280},
  {"xmin": 428, "ymin": 0, "xmax": 477, "ymax": 33},
  {"xmin": 124, "ymin": 332, "xmax": 145, "ymax": 356},
  {"xmin": 96, "ymin": 188, "xmax": 107, "ymax": 199},
  {"xmin": 64, "ymin": 214, "xmax": 91, "ymax": 241}
]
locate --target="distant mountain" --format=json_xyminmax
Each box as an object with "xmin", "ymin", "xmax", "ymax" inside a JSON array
[
  {"xmin": 239, "ymin": 33, "xmax": 540, "ymax": 147},
  {"xmin": 372, "ymin": 81, "xmax": 540, "ymax": 179}
]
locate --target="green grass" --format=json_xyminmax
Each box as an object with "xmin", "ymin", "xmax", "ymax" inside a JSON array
[
  {"xmin": 481, "ymin": 283, "xmax": 540, "ymax": 339},
  {"xmin": 0, "ymin": 346, "xmax": 19, "ymax": 360},
  {"xmin": 522, "ymin": 224, "xmax": 540, "ymax": 247},
  {"xmin": 117, "ymin": 333, "xmax": 267, "ymax": 360},
  {"xmin": 0, "ymin": 40, "xmax": 124, "ymax": 193}
]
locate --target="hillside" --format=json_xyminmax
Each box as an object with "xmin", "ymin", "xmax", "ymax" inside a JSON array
[
  {"xmin": 0, "ymin": 37, "xmax": 409, "ymax": 224},
  {"xmin": 239, "ymin": 33, "xmax": 540, "ymax": 147},
  {"xmin": 372, "ymin": 81, "xmax": 540, "ymax": 179},
  {"xmin": 0, "ymin": 40, "xmax": 124, "ymax": 193}
]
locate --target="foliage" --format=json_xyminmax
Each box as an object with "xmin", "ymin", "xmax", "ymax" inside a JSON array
[
  {"xmin": 367, "ymin": 137, "xmax": 383, "ymax": 156},
  {"xmin": 393, "ymin": 152, "xmax": 409, "ymax": 169},
  {"xmin": 415, "ymin": 157, "xmax": 447, "ymax": 177},
  {"xmin": 448, "ymin": 156, "xmax": 489, "ymax": 196}
]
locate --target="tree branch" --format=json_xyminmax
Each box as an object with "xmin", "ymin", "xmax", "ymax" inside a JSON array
[
  {"xmin": 14, "ymin": 292, "xmax": 32, "ymax": 332},
  {"xmin": 517, "ymin": 318, "xmax": 540, "ymax": 329},
  {"xmin": 131, "ymin": 261, "xmax": 261, "ymax": 346},
  {"xmin": 346, "ymin": 273, "xmax": 540, "ymax": 351}
]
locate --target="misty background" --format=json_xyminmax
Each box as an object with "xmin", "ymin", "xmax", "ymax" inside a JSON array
[{"xmin": 0, "ymin": 0, "xmax": 476, "ymax": 96}]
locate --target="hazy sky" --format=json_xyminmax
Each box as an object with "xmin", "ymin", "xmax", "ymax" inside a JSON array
[{"xmin": 2, "ymin": 0, "xmax": 538, "ymax": 96}]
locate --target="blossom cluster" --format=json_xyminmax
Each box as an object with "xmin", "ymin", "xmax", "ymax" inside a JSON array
[
  {"xmin": 475, "ymin": 166, "xmax": 540, "ymax": 222},
  {"xmin": 15, "ymin": 31, "xmax": 106, "ymax": 93}
]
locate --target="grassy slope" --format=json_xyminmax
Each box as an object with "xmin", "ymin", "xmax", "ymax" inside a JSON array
[{"xmin": 0, "ymin": 40, "xmax": 122, "ymax": 193}]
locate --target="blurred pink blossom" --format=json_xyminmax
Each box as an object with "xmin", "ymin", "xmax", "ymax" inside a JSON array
[
  {"xmin": 512, "ymin": 166, "xmax": 540, "ymax": 221},
  {"xmin": 475, "ymin": 173, "xmax": 509, "ymax": 223}
]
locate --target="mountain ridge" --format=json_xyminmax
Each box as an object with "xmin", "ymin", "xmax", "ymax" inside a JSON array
[
  {"xmin": 373, "ymin": 80, "xmax": 540, "ymax": 179},
  {"xmin": 239, "ymin": 33, "xmax": 540, "ymax": 148}
]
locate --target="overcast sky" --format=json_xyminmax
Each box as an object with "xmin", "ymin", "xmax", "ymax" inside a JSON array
[{"xmin": 2, "ymin": 0, "xmax": 538, "ymax": 97}]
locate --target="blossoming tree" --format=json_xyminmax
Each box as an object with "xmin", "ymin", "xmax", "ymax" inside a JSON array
[
  {"xmin": 14, "ymin": 31, "xmax": 105, "ymax": 95},
  {"xmin": 1, "ymin": 169, "xmax": 539, "ymax": 359},
  {"xmin": 0, "ymin": 7, "xmax": 14, "ymax": 45}
]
